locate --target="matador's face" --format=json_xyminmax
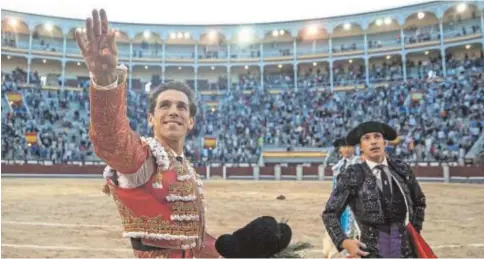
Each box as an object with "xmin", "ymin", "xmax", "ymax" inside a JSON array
[
  {"xmin": 360, "ymin": 132, "xmax": 385, "ymax": 163},
  {"xmin": 148, "ymin": 90, "xmax": 194, "ymax": 142},
  {"xmin": 339, "ymin": 146, "xmax": 355, "ymax": 159}
]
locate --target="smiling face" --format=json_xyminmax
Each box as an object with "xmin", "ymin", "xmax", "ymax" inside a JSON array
[
  {"xmin": 360, "ymin": 132, "xmax": 386, "ymax": 163},
  {"xmin": 148, "ymin": 89, "xmax": 194, "ymax": 142}
]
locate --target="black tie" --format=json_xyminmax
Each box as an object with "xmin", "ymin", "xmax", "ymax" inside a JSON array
[
  {"xmin": 376, "ymin": 165, "xmax": 392, "ymax": 197},
  {"xmin": 340, "ymin": 159, "xmax": 347, "ymax": 173}
]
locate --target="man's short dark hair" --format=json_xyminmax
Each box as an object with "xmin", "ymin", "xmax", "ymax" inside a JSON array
[{"xmin": 148, "ymin": 81, "xmax": 197, "ymax": 118}]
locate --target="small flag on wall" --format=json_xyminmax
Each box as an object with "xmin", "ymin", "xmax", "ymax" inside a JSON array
[{"xmin": 203, "ymin": 136, "xmax": 217, "ymax": 149}]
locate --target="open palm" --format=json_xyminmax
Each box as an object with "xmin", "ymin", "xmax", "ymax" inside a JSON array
[{"xmin": 76, "ymin": 9, "xmax": 118, "ymax": 86}]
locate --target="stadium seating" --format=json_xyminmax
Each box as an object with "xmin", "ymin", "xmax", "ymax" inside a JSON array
[
  {"xmin": 2, "ymin": 64, "xmax": 482, "ymax": 164},
  {"xmin": 2, "ymin": 2, "xmax": 484, "ymax": 165}
]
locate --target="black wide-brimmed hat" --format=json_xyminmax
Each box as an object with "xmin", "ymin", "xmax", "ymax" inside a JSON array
[
  {"xmin": 346, "ymin": 121, "xmax": 397, "ymax": 146},
  {"xmin": 332, "ymin": 137, "xmax": 352, "ymax": 148},
  {"xmin": 215, "ymin": 216, "xmax": 292, "ymax": 258}
]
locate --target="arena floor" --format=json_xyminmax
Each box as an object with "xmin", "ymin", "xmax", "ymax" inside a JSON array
[{"xmin": 2, "ymin": 178, "xmax": 484, "ymax": 258}]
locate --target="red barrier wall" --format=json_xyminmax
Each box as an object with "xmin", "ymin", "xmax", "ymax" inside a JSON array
[
  {"xmin": 209, "ymin": 166, "xmax": 223, "ymax": 177},
  {"xmin": 226, "ymin": 166, "xmax": 252, "ymax": 176},
  {"xmin": 449, "ymin": 166, "xmax": 484, "ymax": 177},
  {"xmin": 302, "ymin": 166, "xmax": 318, "ymax": 176},
  {"xmin": 2, "ymin": 163, "xmax": 482, "ymax": 178}
]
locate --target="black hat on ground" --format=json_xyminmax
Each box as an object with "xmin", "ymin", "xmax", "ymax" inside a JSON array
[
  {"xmin": 215, "ymin": 216, "xmax": 292, "ymax": 258},
  {"xmin": 346, "ymin": 121, "xmax": 397, "ymax": 146}
]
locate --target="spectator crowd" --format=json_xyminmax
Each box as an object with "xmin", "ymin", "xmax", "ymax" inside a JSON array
[{"xmin": 2, "ymin": 53, "xmax": 483, "ymax": 165}]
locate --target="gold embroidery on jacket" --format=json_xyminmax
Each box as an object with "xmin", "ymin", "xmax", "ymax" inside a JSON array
[
  {"xmin": 168, "ymin": 181, "xmax": 196, "ymax": 196},
  {"xmin": 108, "ymin": 145, "xmax": 206, "ymax": 249},
  {"xmin": 111, "ymin": 191, "xmax": 200, "ymax": 236},
  {"xmin": 171, "ymin": 201, "xmax": 199, "ymax": 213}
]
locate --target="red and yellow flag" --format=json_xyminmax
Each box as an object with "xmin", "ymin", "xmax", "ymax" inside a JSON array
[
  {"xmin": 7, "ymin": 92, "xmax": 22, "ymax": 105},
  {"xmin": 24, "ymin": 132, "xmax": 37, "ymax": 144},
  {"xmin": 203, "ymin": 136, "xmax": 217, "ymax": 149}
]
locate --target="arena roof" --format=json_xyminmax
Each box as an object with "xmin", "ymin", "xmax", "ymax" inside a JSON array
[{"xmin": 1, "ymin": 0, "xmax": 433, "ymax": 25}]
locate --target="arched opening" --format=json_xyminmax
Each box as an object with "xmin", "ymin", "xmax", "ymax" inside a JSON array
[
  {"xmin": 332, "ymin": 23, "xmax": 364, "ymax": 55},
  {"xmin": 1, "ymin": 18, "xmax": 30, "ymax": 49},
  {"xmin": 368, "ymin": 54, "xmax": 403, "ymax": 83},
  {"xmin": 406, "ymin": 49, "xmax": 442, "ymax": 80},
  {"xmin": 333, "ymin": 58, "xmax": 365, "ymax": 86},
  {"xmin": 197, "ymin": 66, "xmax": 228, "ymax": 91},
  {"xmin": 298, "ymin": 61, "xmax": 330, "ymax": 88},
  {"xmin": 367, "ymin": 17, "xmax": 401, "ymax": 52},
  {"xmin": 31, "ymin": 23, "xmax": 63, "ymax": 53},
  {"xmin": 263, "ymin": 29, "xmax": 293, "ymax": 58},
  {"xmin": 64, "ymin": 61, "xmax": 89, "ymax": 87},
  {"xmin": 403, "ymin": 11, "xmax": 440, "ymax": 46},
  {"xmin": 198, "ymin": 31, "xmax": 228, "ymax": 60},
  {"xmin": 132, "ymin": 31, "xmax": 163, "ymax": 59},
  {"xmin": 231, "ymin": 65, "xmax": 261, "ymax": 91},
  {"xmin": 445, "ymin": 43, "xmax": 483, "ymax": 76},
  {"xmin": 165, "ymin": 32, "xmax": 196, "ymax": 61},
  {"xmin": 2, "ymin": 55, "xmax": 29, "ymax": 82},
  {"xmin": 442, "ymin": 3, "xmax": 481, "ymax": 42},
  {"xmin": 31, "ymin": 58, "xmax": 62, "ymax": 86},
  {"xmin": 297, "ymin": 26, "xmax": 330, "ymax": 58},
  {"xmin": 229, "ymin": 28, "xmax": 261, "ymax": 61},
  {"xmin": 164, "ymin": 66, "xmax": 195, "ymax": 89},
  {"xmin": 264, "ymin": 63, "xmax": 294, "ymax": 90}
]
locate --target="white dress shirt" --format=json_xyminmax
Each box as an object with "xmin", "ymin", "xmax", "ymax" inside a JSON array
[{"xmin": 365, "ymin": 157, "xmax": 393, "ymax": 194}]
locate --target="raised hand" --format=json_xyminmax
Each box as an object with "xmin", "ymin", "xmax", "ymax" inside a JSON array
[{"xmin": 75, "ymin": 9, "xmax": 118, "ymax": 86}]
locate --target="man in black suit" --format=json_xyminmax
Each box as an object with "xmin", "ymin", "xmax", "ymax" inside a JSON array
[{"xmin": 322, "ymin": 121, "xmax": 427, "ymax": 258}]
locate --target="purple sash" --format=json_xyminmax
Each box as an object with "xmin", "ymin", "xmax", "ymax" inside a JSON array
[{"xmin": 378, "ymin": 224, "xmax": 402, "ymax": 258}]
